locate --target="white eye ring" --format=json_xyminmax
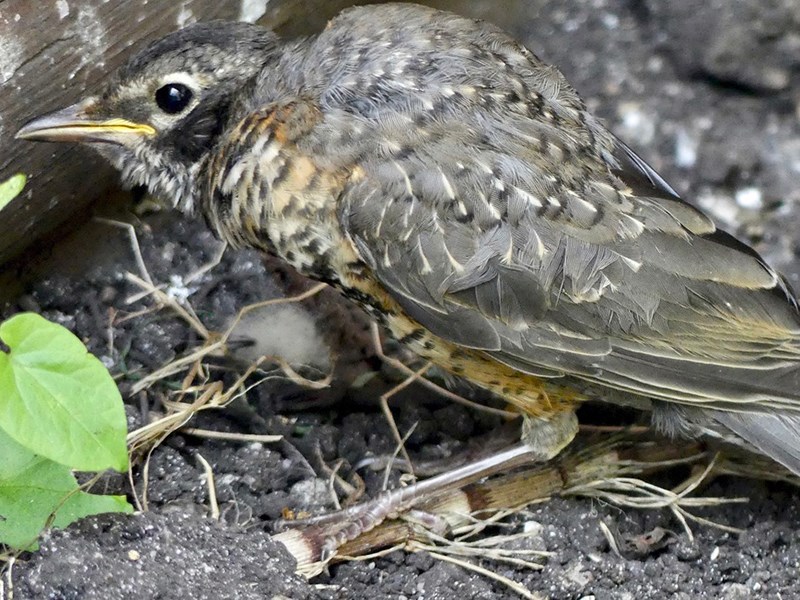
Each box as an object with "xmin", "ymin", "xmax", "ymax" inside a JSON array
[
  {"xmin": 155, "ymin": 71, "xmax": 203, "ymax": 92},
  {"xmin": 154, "ymin": 72, "xmax": 202, "ymax": 110}
]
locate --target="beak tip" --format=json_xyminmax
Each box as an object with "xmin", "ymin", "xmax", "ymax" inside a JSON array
[
  {"xmin": 15, "ymin": 116, "xmax": 63, "ymax": 143},
  {"xmin": 15, "ymin": 125, "xmax": 35, "ymax": 141},
  {"xmin": 14, "ymin": 104, "xmax": 155, "ymax": 144}
]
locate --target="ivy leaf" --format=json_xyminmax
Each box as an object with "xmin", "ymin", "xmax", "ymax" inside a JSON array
[
  {"xmin": 0, "ymin": 428, "xmax": 132, "ymax": 550},
  {"xmin": 0, "ymin": 313, "xmax": 128, "ymax": 472},
  {"xmin": 0, "ymin": 173, "xmax": 26, "ymax": 211}
]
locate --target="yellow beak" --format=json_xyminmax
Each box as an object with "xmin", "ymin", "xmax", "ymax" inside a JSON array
[{"xmin": 16, "ymin": 99, "xmax": 155, "ymax": 144}]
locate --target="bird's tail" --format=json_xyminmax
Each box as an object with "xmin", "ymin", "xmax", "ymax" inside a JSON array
[
  {"xmin": 710, "ymin": 410, "xmax": 800, "ymax": 476},
  {"xmin": 651, "ymin": 402, "xmax": 800, "ymax": 477}
]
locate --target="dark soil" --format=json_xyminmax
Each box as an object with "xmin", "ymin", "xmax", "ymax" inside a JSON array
[{"xmin": 4, "ymin": 0, "xmax": 800, "ymax": 598}]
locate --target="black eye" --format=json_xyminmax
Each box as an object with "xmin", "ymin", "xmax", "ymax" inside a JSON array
[{"xmin": 155, "ymin": 83, "xmax": 193, "ymax": 114}]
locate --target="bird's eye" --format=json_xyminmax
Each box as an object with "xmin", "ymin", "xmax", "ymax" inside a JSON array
[{"xmin": 155, "ymin": 83, "xmax": 193, "ymax": 114}]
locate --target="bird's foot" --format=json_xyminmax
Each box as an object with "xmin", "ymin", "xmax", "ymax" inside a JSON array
[
  {"xmin": 275, "ymin": 411, "xmax": 578, "ymax": 565},
  {"xmin": 275, "ymin": 442, "xmax": 539, "ymax": 563}
]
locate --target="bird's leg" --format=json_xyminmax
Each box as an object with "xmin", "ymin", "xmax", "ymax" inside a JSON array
[
  {"xmin": 277, "ymin": 410, "xmax": 579, "ymax": 562},
  {"xmin": 288, "ymin": 442, "xmax": 536, "ymax": 561}
]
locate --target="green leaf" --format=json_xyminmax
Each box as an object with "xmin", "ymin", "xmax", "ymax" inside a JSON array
[
  {"xmin": 0, "ymin": 428, "xmax": 132, "ymax": 550},
  {"xmin": 0, "ymin": 173, "xmax": 26, "ymax": 211},
  {"xmin": 0, "ymin": 313, "xmax": 128, "ymax": 472}
]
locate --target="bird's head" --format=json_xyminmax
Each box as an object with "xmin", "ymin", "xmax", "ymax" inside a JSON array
[{"xmin": 17, "ymin": 21, "xmax": 277, "ymax": 212}]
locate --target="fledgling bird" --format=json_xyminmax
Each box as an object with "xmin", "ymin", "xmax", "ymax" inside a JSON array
[{"xmin": 18, "ymin": 4, "xmax": 800, "ymax": 483}]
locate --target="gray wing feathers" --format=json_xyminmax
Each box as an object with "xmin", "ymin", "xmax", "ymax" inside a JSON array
[{"xmin": 324, "ymin": 3, "xmax": 800, "ymax": 413}]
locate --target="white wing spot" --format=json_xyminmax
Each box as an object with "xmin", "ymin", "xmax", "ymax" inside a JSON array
[
  {"xmin": 442, "ymin": 242, "xmax": 465, "ymax": 273},
  {"xmin": 256, "ymin": 141, "xmax": 281, "ymax": 168},
  {"xmin": 417, "ymin": 239, "xmax": 433, "ymax": 274},
  {"xmin": 513, "ymin": 186, "xmax": 543, "ymax": 208},
  {"xmin": 383, "ymin": 245, "xmax": 392, "ymax": 268},
  {"xmin": 438, "ymin": 167, "xmax": 456, "ymax": 200},
  {"xmin": 375, "ymin": 200, "xmax": 389, "ymax": 237},
  {"xmin": 431, "ymin": 211, "xmax": 444, "ymax": 233},
  {"xmin": 619, "ymin": 254, "xmax": 642, "ymax": 272},
  {"xmin": 458, "ymin": 85, "xmax": 477, "ymax": 97},
  {"xmin": 485, "ymin": 195, "xmax": 502, "ymax": 220},
  {"xmin": 568, "ymin": 192, "xmax": 598, "ymax": 214},
  {"xmin": 620, "ymin": 214, "xmax": 646, "ymax": 237},
  {"xmin": 394, "ymin": 160, "xmax": 414, "ymax": 196},
  {"xmin": 502, "ymin": 239, "xmax": 514, "ymax": 265},
  {"xmin": 250, "ymin": 132, "xmax": 274, "ymax": 157},
  {"xmin": 547, "ymin": 196, "xmax": 562, "ymax": 208},
  {"xmin": 239, "ymin": 0, "xmax": 268, "ymax": 22},
  {"xmin": 529, "ymin": 229, "xmax": 545, "ymax": 259},
  {"xmin": 475, "ymin": 160, "xmax": 494, "ymax": 175},
  {"xmin": 222, "ymin": 160, "xmax": 249, "ymax": 195}
]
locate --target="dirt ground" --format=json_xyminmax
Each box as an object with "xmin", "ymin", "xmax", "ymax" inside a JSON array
[{"xmin": 4, "ymin": 0, "xmax": 800, "ymax": 598}]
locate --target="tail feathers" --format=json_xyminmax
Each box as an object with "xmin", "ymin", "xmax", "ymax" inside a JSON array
[
  {"xmin": 651, "ymin": 402, "xmax": 800, "ymax": 477},
  {"xmin": 710, "ymin": 410, "xmax": 800, "ymax": 477}
]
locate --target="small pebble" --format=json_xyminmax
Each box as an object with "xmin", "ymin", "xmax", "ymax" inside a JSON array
[{"xmin": 735, "ymin": 187, "xmax": 763, "ymax": 210}]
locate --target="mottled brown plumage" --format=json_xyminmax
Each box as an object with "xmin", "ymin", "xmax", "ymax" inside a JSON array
[{"xmin": 17, "ymin": 4, "xmax": 800, "ymax": 474}]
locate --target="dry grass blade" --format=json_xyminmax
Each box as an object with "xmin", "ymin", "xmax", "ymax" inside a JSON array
[
  {"xmin": 129, "ymin": 340, "xmax": 224, "ymax": 396},
  {"xmin": 598, "ymin": 520, "xmax": 623, "ymax": 559},
  {"xmin": 94, "ymin": 217, "xmax": 154, "ymax": 287},
  {"xmin": 125, "ymin": 272, "xmax": 209, "ymax": 338},
  {"xmin": 383, "ymin": 422, "xmax": 418, "ymax": 491},
  {"xmin": 128, "ymin": 357, "xmax": 273, "ymax": 453},
  {"xmin": 125, "ymin": 277, "xmax": 329, "ymax": 458},
  {"xmin": 275, "ymin": 357, "xmax": 332, "ymax": 390},
  {"xmin": 129, "ymin": 366, "xmax": 279, "ymax": 508},
  {"xmin": 713, "ymin": 453, "xmax": 800, "ymax": 485},
  {"xmin": 418, "ymin": 548, "xmax": 547, "ymax": 600},
  {"xmin": 128, "ymin": 380, "xmax": 221, "ymax": 452},
  {"xmin": 196, "ymin": 453, "xmax": 220, "ymax": 520},
  {"xmin": 1, "ymin": 555, "xmax": 15, "ymax": 600},
  {"xmin": 315, "ymin": 445, "xmax": 363, "ymax": 506},
  {"xmin": 564, "ymin": 451, "xmax": 747, "ymax": 539},
  {"xmin": 180, "ymin": 428, "xmax": 282, "ymax": 443},
  {"xmin": 379, "ymin": 362, "xmax": 431, "ymax": 478},
  {"xmin": 417, "ymin": 527, "xmax": 550, "ymax": 570},
  {"xmin": 335, "ymin": 544, "xmax": 407, "ymax": 564}
]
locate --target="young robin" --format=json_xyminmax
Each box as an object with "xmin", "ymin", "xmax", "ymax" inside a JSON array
[{"xmin": 17, "ymin": 2, "xmax": 800, "ymax": 545}]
